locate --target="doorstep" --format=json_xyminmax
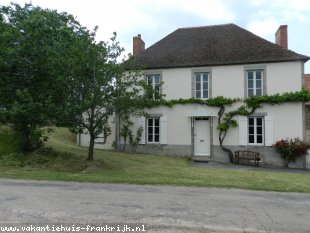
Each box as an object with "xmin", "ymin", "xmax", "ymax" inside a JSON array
[{"xmin": 192, "ymin": 155, "xmax": 211, "ymax": 162}]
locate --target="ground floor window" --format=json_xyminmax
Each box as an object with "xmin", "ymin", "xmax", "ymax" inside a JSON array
[
  {"xmin": 147, "ymin": 118, "xmax": 160, "ymax": 143},
  {"xmin": 248, "ymin": 117, "xmax": 264, "ymax": 145}
]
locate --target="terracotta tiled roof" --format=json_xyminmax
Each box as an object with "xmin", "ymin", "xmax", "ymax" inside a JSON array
[{"xmin": 128, "ymin": 24, "xmax": 309, "ymax": 69}]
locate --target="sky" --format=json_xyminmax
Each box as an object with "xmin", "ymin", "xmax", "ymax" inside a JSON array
[{"xmin": 2, "ymin": 0, "xmax": 310, "ymax": 73}]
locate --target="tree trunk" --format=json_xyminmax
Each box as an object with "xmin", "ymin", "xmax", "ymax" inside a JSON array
[
  {"xmin": 123, "ymin": 135, "xmax": 127, "ymax": 152},
  {"xmin": 18, "ymin": 126, "xmax": 32, "ymax": 152},
  {"xmin": 219, "ymin": 129, "xmax": 234, "ymax": 163},
  {"xmin": 220, "ymin": 142, "xmax": 234, "ymax": 163},
  {"xmin": 284, "ymin": 158, "xmax": 290, "ymax": 167},
  {"xmin": 87, "ymin": 134, "xmax": 95, "ymax": 161},
  {"xmin": 217, "ymin": 105, "xmax": 235, "ymax": 163}
]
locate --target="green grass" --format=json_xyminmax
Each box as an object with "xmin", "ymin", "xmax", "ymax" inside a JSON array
[{"xmin": 1, "ymin": 127, "xmax": 310, "ymax": 193}]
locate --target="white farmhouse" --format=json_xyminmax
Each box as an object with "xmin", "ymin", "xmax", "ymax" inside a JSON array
[{"xmin": 79, "ymin": 24, "xmax": 309, "ymax": 168}]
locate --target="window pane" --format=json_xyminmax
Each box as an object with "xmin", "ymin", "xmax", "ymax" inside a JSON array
[
  {"xmin": 248, "ymin": 79, "xmax": 253, "ymax": 88},
  {"xmin": 155, "ymin": 75, "xmax": 160, "ymax": 83},
  {"xmin": 256, "ymin": 79, "xmax": 261, "ymax": 88},
  {"xmin": 257, "ymin": 118, "xmax": 262, "ymax": 126},
  {"xmin": 256, "ymin": 71, "xmax": 262, "ymax": 80},
  {"xmin": 257, "ymin": 135, "xmax": 262, "ymax": 143},
  {"xmin": 155, "ymin": 135, "xmax": 159, "ymax": 142},
  {"xmin": 256, "ymin": 89, "xmax": 262, "ymax": 96},
  {"xmin": 203, "ymin": 73, "xmax": 208, "ymax": 82},
  {"xmin": 248, "ymin": 71, "xmax": 253, "ymax": 79},
  {"xmin": 196, "ymin": 90, "xmax": 201, "ymax": 98},
  {"xmin": 203, "ymin": 80, "xmax": 208, "ymax": 89},
  {"xmin": 148, "ymin": 135, "xmax": 153, "ymax": 142},
  {"xmin": 148, "ymin": 127, "xmax": 153, "ymax": 134},
  {"xmin": 248, "ymin": 89, "xmax": 254, "ymax": 97},
  {"xmin": 249, "ymin": 126, "xmax": 254, "ymax": 134},
  {"xmin": 155, "ymin": 127, "xmax": 159, "ymax": 134},
  {"xmin": 148, "ymin": 119, "xmax": 153, "ymax": 125},
  {"xmin": 196, "ymin": 82, "xmax": 201, "ymax": 91},
  {"xmin": 155, "ymin": 118, "xmax": 160, "ymax": 126},
  {"xmin": 147, "ymin": 76, "xmax": 153, "ymax": 84},
  {"xmin": 257, "ymin": 127, "xmax": 262, "ymax": 134},
  {"xmin": 203, "ymin": 90, "xmax": 208, "ymax": 98},
  {"xmin": 248, "ymin": 118, "xmax": 254, "ymax": 125},
  {"xmin": 195, "ymin": 74, "xmax": 201, "ymax": 82},
  {"xmin": 249, "ymin": 135, "xmax": 254, "ymax": 143}
]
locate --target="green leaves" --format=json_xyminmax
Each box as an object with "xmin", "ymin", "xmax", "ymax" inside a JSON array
[
  {"xmin": 0, "ymin": 3, "xmax": 94, "ymax": 151},
  {"xmin": 244, "ymin": 89, "xmax": 310, "ymax": 108}
]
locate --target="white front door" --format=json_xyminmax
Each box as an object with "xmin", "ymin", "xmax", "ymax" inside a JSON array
[{"xmin": 194, "ymin": 118, "xmax": 210, "ymax": 156}]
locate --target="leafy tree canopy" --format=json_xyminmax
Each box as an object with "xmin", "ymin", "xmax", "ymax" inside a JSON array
[{"xmin": 0, "ymin": 3, "xmax": 89, "ymax": 151}]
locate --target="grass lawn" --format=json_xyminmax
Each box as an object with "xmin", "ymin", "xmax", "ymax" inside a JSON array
[{"xmin": 1, "ymin": 127, "xmax": 310, "ymax": 193}]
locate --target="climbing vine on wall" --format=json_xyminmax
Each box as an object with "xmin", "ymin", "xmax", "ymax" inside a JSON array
[{"xmin": 142, "ymin": 89, "xmax": 310, "ymax": 163}]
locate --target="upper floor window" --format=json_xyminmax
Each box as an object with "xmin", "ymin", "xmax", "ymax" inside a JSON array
[
  {"xmin": 195, "ymin": 72, "xmax": 209, "ymax": 99},
  {"xmin": 146, "ymin": 74, "xmax": 160, "ymax": 99},
  {"xmin": 247, "ymin": 70, "xmax": 263, "ymax": 97}
]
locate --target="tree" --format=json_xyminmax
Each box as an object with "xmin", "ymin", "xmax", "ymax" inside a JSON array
[
  {"xmin": 63, "ymin": 31, "xmax": 146, "ymax": 161},
  {"xmin": 0, "ymin": 3, "xmax": 84, "ymax": 151}
]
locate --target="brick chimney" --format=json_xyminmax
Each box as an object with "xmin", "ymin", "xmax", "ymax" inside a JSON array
[
  {"xmin": 133, "ymin": 34, "xmax": 145, "ymax": 56},
  {"xmin": 275, "ymin": 25, "xmax": 288, "ymax": 49}
]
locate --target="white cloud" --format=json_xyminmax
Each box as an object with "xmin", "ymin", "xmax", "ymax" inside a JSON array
[
  {"xmin": 249, "ymin": 0, "xmax": 264, "ymax": 6},
  {"xmin": 247, "ymin": 19, "xmax": 279, "ymax": 39},
  {"xmin": 249, "ymin": 0, "xmax": 310, "ymax": 23},
  {"xmin": 152, "ymin": 0, "xmax": 235, "ymax": 21},
  {"xmin": 1, "ymin": 0, "xmax": 309, "ymax": 67},
  {"xmin": 287, "ymin": 0, "xmax": 310, "ymax": 11}
]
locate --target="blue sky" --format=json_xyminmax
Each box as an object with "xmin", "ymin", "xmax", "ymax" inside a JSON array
[{"xmin": 2, "ymin": 0, "xmax": 310, "ymax": 72}]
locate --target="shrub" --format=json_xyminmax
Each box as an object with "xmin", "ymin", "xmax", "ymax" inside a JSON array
[{"xmin": 274, "ymin": 138, "xmax": 309, "ymax": 167}]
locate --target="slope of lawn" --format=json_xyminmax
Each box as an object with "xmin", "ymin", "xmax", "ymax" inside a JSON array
[{"xmin": 1, "ymin": 127, "xmax": 310, "ymax": 193}]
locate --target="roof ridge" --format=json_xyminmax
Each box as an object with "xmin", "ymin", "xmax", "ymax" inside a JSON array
[{"xmin": 177, "ymin": 23, "xmax": 234, "ymax": 31}]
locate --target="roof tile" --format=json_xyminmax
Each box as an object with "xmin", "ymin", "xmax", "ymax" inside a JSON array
[{"xmin": 128, "ymin": 24, "xmax": 309, "ymax": 69}]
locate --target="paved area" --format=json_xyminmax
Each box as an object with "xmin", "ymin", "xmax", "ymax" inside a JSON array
[
  {"xmin": 0, "ymin": 179, "xmax": 310, "ymax": 233},
  {"xmin": 193, "ymin": 161, "xmax": 310, "ymax": 174}
]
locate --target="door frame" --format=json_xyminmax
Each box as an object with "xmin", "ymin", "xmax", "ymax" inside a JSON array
[{"xmin": 191, "ymin": 117, "xmax": 213, "ymax": 159}]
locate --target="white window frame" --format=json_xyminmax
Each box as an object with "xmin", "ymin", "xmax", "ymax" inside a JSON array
[
  {"xmin": 247, "ymin": 70, "xmax": 263, "ymax": 97},
  {"xmin": 146, "ymin": 74, "xmax": 161, "ymax": 99},
  {"xmin": 147, "ymin": 117, "xmax": 160, "ymax": 143},
  {"xmin": 194, "ymin": 72, "xmax": 209, "ymax": 99},
  {"xmin": 248, "ymin": 117, "xmax": 264, "ymax": 145}
]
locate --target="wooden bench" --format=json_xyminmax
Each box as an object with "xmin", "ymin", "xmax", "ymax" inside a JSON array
[{"xmin": 234, "ymin": 150, "xmax": 261, "ymax": 166}]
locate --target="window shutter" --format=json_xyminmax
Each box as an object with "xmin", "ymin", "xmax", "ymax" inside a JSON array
[
  {"xmin": 264, "ymin": 116, "xmax": 274, "ymax": 146},
  {"xmin": 191, "ymin": 75, "xmax": 195, "ymax": 98},
  {"xmin": 138, "ymin": 117, "xmax": 146, "ymax": 144},
  {"xmin": 239, "ymin": 116, "xmax": 248, "ymax": 146},
  {"xmin": 160, "ymin": 116, "xmax": 168, "ymax": 145}
]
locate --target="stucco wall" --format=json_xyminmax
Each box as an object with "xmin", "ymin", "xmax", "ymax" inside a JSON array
[
  {"xmin": 78, "ymin": 115, "xmax": 116, "ymax": 150},
  {"xmin": 157, "ymin": 61, "xmax": 303, "ymax": 100},
  {"xmin": 267, "ymin": 62, "xmax": 302, "ymax": 94}
]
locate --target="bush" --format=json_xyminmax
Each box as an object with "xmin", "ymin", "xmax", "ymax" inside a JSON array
[{"xmin": 274, "ymin": 138, "xmax": 309, "ymax": 167}]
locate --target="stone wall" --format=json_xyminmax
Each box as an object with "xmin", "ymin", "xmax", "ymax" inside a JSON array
[{"xmin": 122, "ymin": 144, "xmax": 306, "ymax": 169}]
